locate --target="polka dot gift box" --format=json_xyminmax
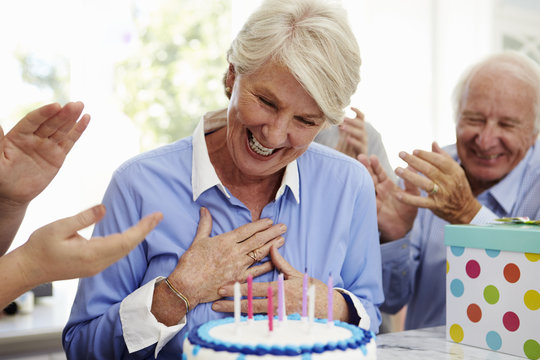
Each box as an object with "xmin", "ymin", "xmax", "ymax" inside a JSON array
[{"xmin": 445, "ymin": 224, "xmax": 540, "ymax": 359}]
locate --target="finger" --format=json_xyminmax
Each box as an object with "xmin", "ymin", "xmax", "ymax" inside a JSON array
[
  {"xmin": 370, "ymin": 155, "xmax": 390, "ymax": 184},
  {"xmin": 12, "ymin": 103, "xmax": 62, "ymax": 135},
  {"xmin": 58, "ymin": 113, "xmax": 90, "ymax": 154},
  {"xmin": 350, "ymin": 107, "xmax": 364, "ymax": 120},
  {"xmin": 213, "ymin": 298, "xmax": 273, "ymax": 314},
  {"xmin": 395, "ymin": 166, "xmax": 433, "ymax": 194},
  {"xmin": 248, "ymin": 236, "xmax": 284, "ymax": 264},
  {"xmin": 117, "ymin": 212, "xmax": 164, "ymax": 247},
  {"xmin": 192, "ymin": 207, "xmax": 213, "ymax": 242},
  {"xmin": 346, "ymin": 136, "xmax": 367, "ymax": 154},
  {"xmin": 247, "ymin": 260, "xmax": 275, "ymax": 278},
  {"xmin": 269, "ymin": 244, "xmax": 300, "ymax": 277},
  {"xmin": 82, "ymin": 212, "xmax": 163, "ymax": 274},
  {"xmin": 232, "ymin": 218, "xmax": 275, "ymax": 244},
  {"xmin": 238, "ymin": 223, "xmax": 286, "ymax": 253},
  {"xmin": 35, "ymin": 102, "xmax": 84, "ymax": 139},
  {"xmin": 49, "ymin": 205, "xmax": 107, "ymax": 237},
  {"xmin": 408, "ymin": 149, "xmax": 454, "ymax": 174},
  {"xmin": 49, "ymin": 102, "xmax": 86, "ymax": 142},
  {"xmin": 398, "ymin": 150, "xmax": 443, "ymax": 180},
  {"xmin": 396, "ymin": 191, "xmax": 433, "ymax": 209}
]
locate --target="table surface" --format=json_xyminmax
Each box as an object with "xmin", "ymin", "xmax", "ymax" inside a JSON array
[{"xmin": 377, "ymin": 325, "xmax": 524, "ymax": 359}]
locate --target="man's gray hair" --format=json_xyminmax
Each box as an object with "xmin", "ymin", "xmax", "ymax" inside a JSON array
[
  {"xmin": 227, "ymin": 0, "xmax": 361, "ymax": 125},
  {"xmin": 452, "ymin": 51, "xmax": 540, "ymax": 134}
]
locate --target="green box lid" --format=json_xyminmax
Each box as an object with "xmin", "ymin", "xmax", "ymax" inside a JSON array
[{"xmin": 445, "ymin": 224, "xmax": 540, "ymax": 253}]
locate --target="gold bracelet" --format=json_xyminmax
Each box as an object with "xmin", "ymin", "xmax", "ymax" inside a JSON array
[{"xmin": 164, "ymin": 278, "xmax": 190, "ymax": 312}]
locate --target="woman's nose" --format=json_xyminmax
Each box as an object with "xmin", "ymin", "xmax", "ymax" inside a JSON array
[{"xmin": 262, "ymin": 116, "xmax": 290, "ymax": 147}]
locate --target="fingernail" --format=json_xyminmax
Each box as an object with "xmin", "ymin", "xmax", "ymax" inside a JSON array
[
  {"xmin": 279, "ymin": 224, "xmax": 287, "ymax": 233},
  {"xmin": 395, "ymin": 167, "xmax": 403, "ymax": 175},
  {"xmin": 213, "ymin": 303, "xmax": 222, "ymax": 311},
  {"xmin": 277, "ymin": 236, "xmax": 285, "ymax": 246},
  {"xmin": 399, "ymin": 151, "xmax": 407, "ymax": 159},
  {"xmin": 218, "ymin": 288, "xmax": 227, "ymax": 296}
]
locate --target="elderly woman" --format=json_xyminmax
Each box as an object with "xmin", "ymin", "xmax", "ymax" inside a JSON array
[{"xmin": 63, "ymin": 0, "xmax": 383, "ymax": 358}]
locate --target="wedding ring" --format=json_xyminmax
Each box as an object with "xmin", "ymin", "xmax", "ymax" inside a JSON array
[
  {"xmin": 248, "ymin": 250, "xmax": 258, "ymax": 261},
  {"xmin": 429, "ymin": 183, "xmax": 439, "ymax": 195}
]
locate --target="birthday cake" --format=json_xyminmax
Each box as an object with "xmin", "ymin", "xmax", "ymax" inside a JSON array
[{"xmin": 182, "ymin": 313, "xmax": 376, "ymax": 359}]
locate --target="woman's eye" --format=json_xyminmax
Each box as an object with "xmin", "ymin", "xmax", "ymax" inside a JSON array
[
  {"xmin": 297, "ymin": 117, "xmax": 316, "ymax": 126},
  {"xmin": 259, "ymin": 97, "xmax": 275, "ymax": 108}
]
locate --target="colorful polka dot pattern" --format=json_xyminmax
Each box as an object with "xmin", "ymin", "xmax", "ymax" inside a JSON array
[{"xmin": 447, "ymin": 246, "xmax": 540, "ymax": 359}]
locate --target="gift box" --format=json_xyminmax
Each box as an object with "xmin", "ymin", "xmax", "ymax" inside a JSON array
[{"xmin": 445, "ymin": 224, "xmax": 540, "ymax": 359}]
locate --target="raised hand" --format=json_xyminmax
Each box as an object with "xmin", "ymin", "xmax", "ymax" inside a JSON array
[
  {"xmin": 393, "ymin": 142, "xmax": 481, "ymax": 224},
  {"xmin": 335, "ymin": 107, "xmax": 368, "ymax": 158},
  {"xmin": 0, "ymin": 102, "xmax": 89, "ymax": 204},
  {"xmin": 1, "ymin": 205, "xmax": 162, "ymax": 308},
  {"xmin": 0, "ymin": 102, "xmax": 90, "ymax": 254},
  {"xmin": 357, "ymin": 154, "xmax": 418, "ymax": 242}
]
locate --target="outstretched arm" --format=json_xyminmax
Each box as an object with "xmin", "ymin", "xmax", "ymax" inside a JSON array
[
  {"xmin": 0, "ymin": 205, "xmax": 162, "ymax": 309},
  {"xmin": 0, "ymin": 102, "xmax": 89, "ymax": 254}
]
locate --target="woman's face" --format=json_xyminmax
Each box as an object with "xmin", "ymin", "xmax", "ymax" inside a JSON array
[{"xmin": 225, "ymin": 62, "xmax": 326, "ymax": 178}]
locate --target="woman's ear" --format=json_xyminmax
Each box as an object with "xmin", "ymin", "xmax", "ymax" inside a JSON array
[{"xmin": 226, "ymin": 63, "xmax": 236, "ymax": 89}]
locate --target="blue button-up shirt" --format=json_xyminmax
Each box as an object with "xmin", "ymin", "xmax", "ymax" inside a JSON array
[
  {"xmin": 381, "ymin": 141, "xmax": 540, "ymax": 330},
  {"xmin": 63, "ymin": 111, "xmax": 383, "ymax": 359}
]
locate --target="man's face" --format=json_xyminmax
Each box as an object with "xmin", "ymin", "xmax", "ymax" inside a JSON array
[{"xmin": 456, "ymin": 67, "xmax": 537, "ymax": 191}]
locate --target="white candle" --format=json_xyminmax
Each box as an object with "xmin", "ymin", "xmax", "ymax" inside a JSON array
[
  {"xmin": 234, "ymin": 281, "xmax": 241, "ymax": 325},
  {"xmin": 308, "ymin": 285, "xmax": 315, "ymax": 324}
]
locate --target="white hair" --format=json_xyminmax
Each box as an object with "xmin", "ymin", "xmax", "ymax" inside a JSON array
[
  {"xmin": 227, "ymin": 0, "xmax": 361, "ymax": 125},
  {"xmin": 452, "ymin": 51, "xmax": 540, "ymax": 134}
]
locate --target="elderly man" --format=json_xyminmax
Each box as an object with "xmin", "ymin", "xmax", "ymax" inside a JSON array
[{"xmin": 360, "ymin": 51, "xmax": 540, "ymax": 330}]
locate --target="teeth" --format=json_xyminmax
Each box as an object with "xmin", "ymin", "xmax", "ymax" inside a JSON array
[
  {"xmin": 479, "ymin": 154, "xmax": 499, "ymax": 160},
  {"xmin": 249, "ymin": 132, "xmax": 274, "ymax": 156}
]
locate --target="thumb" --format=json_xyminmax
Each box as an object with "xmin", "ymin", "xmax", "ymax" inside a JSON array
[
  {"xmin": 193, "ymin": 207, "xmax": 213, "ymax": 242},
  {"xmin": 50, "ymin": 205, "xmax": 107, "ymax": 237},
  {"xmin": 432, "ymin": 141, "xmax": 452, "ymax": 158},
  {"xmin": 270, "ymin": 245, "xmax": 300, "ymax": 278}
]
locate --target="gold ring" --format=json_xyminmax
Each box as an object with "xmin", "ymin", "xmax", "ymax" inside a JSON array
[
  {"xmin": 248, "ymin": 250, "xmax": 257, "ymax": 261},
  {"xmin": 429, "ymin": 183, "xmax": 439, "ymax": 195}
]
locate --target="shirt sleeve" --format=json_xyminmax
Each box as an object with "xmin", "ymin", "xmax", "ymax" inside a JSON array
[
  {"xmin": 121, "ymin": 277, "xmax": 187, "ymax": 358},
  {"xmin": 470, "ymin": 205, "xmax": 498, "ymax": 225},
  {"xmin": 379, "ymin": 236, "xmax": 413, "ymax": 314},
  {"xmin": 340, "ymin": 165, "xmax": 384, "ymax": 333},
  {"xmin": 335, "ymin": 288, "xmax": 371, "ymax": 330}
]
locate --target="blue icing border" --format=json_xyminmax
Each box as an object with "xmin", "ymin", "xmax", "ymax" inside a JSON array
[{"xmin": 186, "ymin": 313, "xmax": 374, "ymax": 356}]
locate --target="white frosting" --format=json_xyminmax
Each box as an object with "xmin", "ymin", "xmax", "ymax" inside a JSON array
[
  {"xmin": 183, "ymin": 317, "xmax": 377, "ymax": 360},
  {"xmin": 210, "ymin": 320, "xmax": 351, "ymax": 346}
]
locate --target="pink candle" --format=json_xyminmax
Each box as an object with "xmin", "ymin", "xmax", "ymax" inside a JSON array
[
  {"xmin": 302, "ymin": 270, "xmax": 308, "ymax": 318},
  {"xmin": 327, "ymin": 273, "xmax": 333, "ymax": 324},
  {"xmin": 278, "ymin": 273, "xmax": 284, "ymax": 321},
  {"xmin": 247, "ymin": 274, "xmax": 253, "ymax": 320},
  {"xmin": 268, "ymin": 286, "xmax": 274, "ymax": 332}
]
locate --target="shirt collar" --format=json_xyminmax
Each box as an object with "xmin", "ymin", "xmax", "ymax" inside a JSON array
[
  {"xmin": 191, "ymin": 108, "xmax": 300, "ymax": 203},
  {"xmin": 485, "ymin": 145, "xmax": 534, "ymax": 213}
]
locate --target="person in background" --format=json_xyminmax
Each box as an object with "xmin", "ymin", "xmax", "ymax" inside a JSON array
[
  {"xmin": 359, "ymin": 51, "xmax": 540, "ymax": 330},
  {"xmin": 0, "ymin": 102, "xmax": 162, "ymax": 308},
  {"xmin": 63, "ymin": 0, "xmax": 383, "ymax": 358},
  {"xmin": 315, "ymin": 107, "xmax": 398, "ymax": 333},
  {"xmin": 315, "ymin": 107, "xmax": 395, "ymax": 181}
]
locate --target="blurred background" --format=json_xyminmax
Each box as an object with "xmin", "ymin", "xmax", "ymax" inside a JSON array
[{"xmin": 1, "ymin": 0, "xmax": 539, "ymax": 295}]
